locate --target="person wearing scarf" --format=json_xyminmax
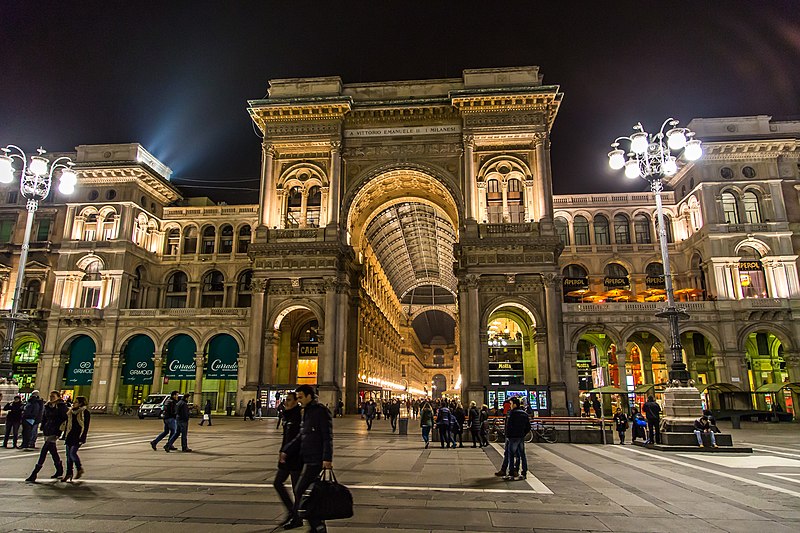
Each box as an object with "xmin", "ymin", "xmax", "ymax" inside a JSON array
[
  {"xmin": 62, "ymin": 396, "xmax": 90, "ymax": 482},
  {"xmin": 24, "ymin": 391, "xmax": 68, "ymax": 482}
]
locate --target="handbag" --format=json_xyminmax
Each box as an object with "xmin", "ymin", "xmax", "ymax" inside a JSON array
[
  {"xmin": 297, "ymin": 468, "xmax": 353, "ymax": 521},
  {"xmin": 202, "ymin": 414, "xmax": 210, "ymax": 421}
]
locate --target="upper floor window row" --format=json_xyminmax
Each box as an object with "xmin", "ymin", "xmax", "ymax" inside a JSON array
[
  {"xmin": 721, "ymin": 190, "xmax": 762, "ymax": 225},
  {"xmin": 555, "ymin": 213, "xmax": 672, "ymax": 247},
  {"xmin": 165, "ymin": 224, "xmax": 251, "ymax": 256}
]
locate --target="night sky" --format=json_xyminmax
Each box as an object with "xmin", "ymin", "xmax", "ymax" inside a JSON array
[{"xmin": 2, "ymin": 1, "xmax": 799, "ymax": 203}]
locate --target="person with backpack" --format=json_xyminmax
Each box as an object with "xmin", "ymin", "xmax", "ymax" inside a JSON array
[
  {"xmin": 436, "ymin": 402, "xmax": 452, "ymax": 449},
  {"xmin": 150, "ymin": 391, "xmax": 179, "ymax": 451},
  {"xmin": 24, "ymin": 391, "xmax": 68, "ymax": 482},
  {"xmin": 630, "ymin": 406, "xmax": 646, "ymax": 443}
]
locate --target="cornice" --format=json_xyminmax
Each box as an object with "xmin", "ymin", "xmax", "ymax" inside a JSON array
[
  {"xmin": 702, "ymin": 139, "xmax": 800, "ymax": 161},
  {"xmin": 451, "ymin": 90, "xmax": 562, "ymax": 130},
  {"xmin": 248, "ymin": 100, "xmax": 352, "ymax": 133},
  {"xmin": 76, "ymin": 166, "xmax": 182, "ymax": 203}
]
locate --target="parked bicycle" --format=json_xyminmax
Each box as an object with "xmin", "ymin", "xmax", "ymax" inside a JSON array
[
  {"xmin": 531, "ymin": 420, "xmax": 557, "ymax": 443},
  {"xmin": 117, "ymin": 404, "xmax": 134, "ymax": 416}
]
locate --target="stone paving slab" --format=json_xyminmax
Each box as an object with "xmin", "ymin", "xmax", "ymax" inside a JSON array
[{"xmin": 490, "ymin": 512, "xmax": 611, "ymax": 531}]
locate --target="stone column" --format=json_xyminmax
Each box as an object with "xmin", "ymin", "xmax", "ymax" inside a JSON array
[
  {"xmin": 542, "ymin": 274, "xmax": 563, "ymax": 382},
  {"xmin": 90, "ymin": 353, "xmax": 111, "ymax": 410},
  {"xmin": 319, "ymin": 187, "xmax": 329, "ymax": 227},
  {"xmin": 152, "ymin": 354, "xmax": 164, "ymax": 394},
  {"xmin": 247, "ymin": 278, "xmax": 267, "ymax": 388},
  {"xmin": 299, "ymin": 190, "xmax": 309, "ymax": 228},
  {"xmin": 261, "ymin": 330, "xmax": 279, "ymax": 387},
  {"xmin": 535, "ymin": 136, "xmax": 554, "ymax": 221},
  {"xmin": 463, "ymin": 135, "xmax": 477, "ymax": 221},
  {"xmin": 327, "ymin": 141, "xmax": 342, "ymax": 228},
  {"xmin": 562, "ymin": 350, "xmax": 580, "ymax": 413},
  {"xmin": 524, "ymin": 179, "xmax": 535, "ymax": 222},
  {"xmin": 458, "ymin": 280, "xmax": 471, "ymax": 391},
  {"xmin": 259, "ymin": 144, "xmax": 276, "ymax": 227},
  {"xmin": 476, "ymin": 182, "xmax": 487, "ymax": 223},
  {"xmin": 534, "ymin": 332, "xmax": 549, "ymax": 385},
  {"xmin": 318, "ymin": 277, "xmax": 340, "ymax": 408},
  {"xmin": 616, "ymin": 350, "xmax": 628, "ymax": 389},
  {"xmin": 731, "ymin": 263, "xmax": 743, "ymax": 299},
  {"xmin": 106, "ymin": 356, "xmax": 122, "ymax": 410},
  {"xmin": 193, "ymin": 353, "xmax": 204, "ymax": 401},
  {"xmin": 501, "ymin": 180, "xmax": 509, "ymax": 222}
]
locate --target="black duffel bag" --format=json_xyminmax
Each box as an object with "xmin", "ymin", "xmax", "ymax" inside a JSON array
[{"xmin": 297, "ymin": 468, "xmax": 353, "ymax": 521}]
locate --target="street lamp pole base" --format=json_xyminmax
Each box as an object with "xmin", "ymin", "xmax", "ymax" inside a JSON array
[{"xmin": 660, "ymin": 383, "xmax": 704, "ymax": 433}]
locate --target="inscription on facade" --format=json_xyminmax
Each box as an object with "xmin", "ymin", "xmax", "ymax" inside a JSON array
[{"xmin": 344, "ymin": 125, "xmax": 461, "ymax": 138}]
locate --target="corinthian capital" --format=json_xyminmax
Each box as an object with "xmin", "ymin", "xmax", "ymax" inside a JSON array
[
  {"xmin": 542, "ymin": 272, "xmax": 561, "ymax": 288},
  {"xmin": 462, "ymin": 134, "xmax": 475, "ymax": 149},
  {"xmin": 330, "ymin": 140, "xmax": 342, "ymax": 152},
  {"xmin": 264, "ymin": 143, "xmax": 277, "ymax": 157}
]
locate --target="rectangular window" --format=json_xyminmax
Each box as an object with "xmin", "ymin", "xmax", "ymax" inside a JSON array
[
  {"xmin": 80, "ymin": 286, "xmax": 101, "ymax": 308},
  {"xmin": 7, "ymin": 191, "xmax": 18, "ymax": 204},
  {"xmin": 36, "ymin": 219, "xmax": 51, "ymax": 241},
  {"xmin": 0, "ymin": 220, "xmax": 14, "ymax": 242}
]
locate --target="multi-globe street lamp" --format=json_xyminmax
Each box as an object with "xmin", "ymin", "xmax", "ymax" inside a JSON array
[
  {"xmin": 0, "ymin": 146, "xmax": 76, "ymax": 381},
  {"xmin": 608, "ymin": 119, "xmax": 702, "ymax": 385}
]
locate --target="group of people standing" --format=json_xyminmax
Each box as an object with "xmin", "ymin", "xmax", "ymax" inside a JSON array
[
  {"xmin": 3, "ymin": 390, "xmax": 47, "ymax": 450},
  {"xmin": 419, "ymin": 399, "xmax": 490, "ymax": 449},
  {"xmin": 361, "ymin": 398, "xmax": 403, "ymax": 432}
]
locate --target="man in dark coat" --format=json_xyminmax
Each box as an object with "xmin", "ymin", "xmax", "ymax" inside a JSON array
[
  {"xmin": 504, "ymin": 397, "xmax": 532, "ymax": 480},
  {"xmin": 2, "ymin": 395, "xmax": 24, "ymax": 448},
  {"xmin": 21, "ymin": 390, "xmax": 44, "ymax": 450},
  {"xmin": 280, "ymin": 384, "xmax": 333, "ymax": 533},
  {"xmin": 166, "ymin": 394, "xmax": 192, "ymax": 452},
  {"xmin": 274, "ymin": 392, "xmax": 303, "ymax": 529},
  {"xmin": 643, "ymin": 395, "xmax": 662, "ymax": 445},
  {"xmin": 151, "ymin": 391, "xmax": 179, "ymax": 451},
  {"xmin": 435, "ymin": 402, "xmax": 452, "ymax": 448}
]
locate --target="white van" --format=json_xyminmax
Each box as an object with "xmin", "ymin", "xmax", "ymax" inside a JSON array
[{"xmin": 138, "ymin": 394, "xmax": 170, "ymax": 419}]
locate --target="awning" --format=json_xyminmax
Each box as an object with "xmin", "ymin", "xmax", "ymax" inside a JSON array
[
  {"xmin": 755, "ymin": 382, "xmax": 800, "ymax": 394},
  {"xmin": 122, "ymin": 335, "xmax": 155, "ymax": 385},
  {"xmin": 633, "ymin": 384, "xmax": 655, "ymax": 394},
  {"xmin": 64, "ymin": 336, "xmax": 96, "ymax": 386},
  {"xmin": 696, "ymin": 383, "xmax": 744, "ymax": 393},
  {"xmin": 205, "ymin": 334, "xmax": 239, "ymax": 380},
  {"xmin": 590, "ymin": 385, "xmax": 630, "ymax": 395}
]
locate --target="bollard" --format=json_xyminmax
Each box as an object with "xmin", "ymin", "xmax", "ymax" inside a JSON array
[
  {"xmin": 731, "ymin": 415, "xmax": 740, "ymax": 429},
  {"xmin": 398, "ymin": 417, "xmax": 409, "ymax": 435}
]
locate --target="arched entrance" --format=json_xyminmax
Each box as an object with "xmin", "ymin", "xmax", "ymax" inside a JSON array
[
  {"xmin": 202, "ymin": 334, "xmax": 240, "ymax": 412},
  {"xmin": 118, "ymin": 334, "xmax": 156, "ymax": 408},
  {"xmin": 61, "ymin": 335, "xmax": 96, "ymax": 402},
  {"xmin": 431, "ymin": 374, "xmax": 447, "ymax": 399},
  {"xmin": 12, "ymin": 338, "xmax": 41, "ymax": 393},
  {"xmin": 162, "ymin": 334, "xmax": 197, "ymax": 395},
  {"xmin": 745, "ymin": 330, "xmax": 787, "ymax": 411}
]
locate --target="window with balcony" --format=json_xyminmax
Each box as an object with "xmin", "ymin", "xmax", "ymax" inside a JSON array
[
  {"xmin": 554, "ymin": 216, "xmax": 570, "ymax": 245},
  {"xmin": 201, "ymin": 226, "xmax": 216, "ymax": 254},
  {"xmin": 183, "ymin": 226, "xmax": 198, "ymax": 254},
  {"xmin": 165, "ymin": 271, "xmax": 188, "ymax": 308},
  {"xmin": 722, "ymin": 192, "xmax": 739, "ymax": 224},
  {"xmin": 656, "ymin": 214, "xmax": 674, "ymax": 243},
  {"xmin": 507, "ymin": 179, "xmax": 525, "ymax": 223},
  {"xmin": 743, "ymin": 191, "xmax": 761, "ymax": 224},
  {"xmin": 83, "ymin": 214, "xmax": 98, "ymax": 241},
  {"xmin": 573, "ymin": 215, "xmax": 590, "ymax": 245},
  {"xmin": 306, "ymin": 186, "xmax": 321, "ymax": 227},
  {"xmin": 79, "ymin": 261, "xmax": 102, "ymax": 308},
  {"xmin": 100, "ymin": 213, "xmax": 116, "ymax": 240},
  {"xmin": 21, "ymin": 279, "xmax": 41, "ymax": 310},
  {"xmin": 633, "ymin": 214, "xmax": 652, "ymax": 244},
  {"xmin": 613, "ymin": 214, "xmax": 630, "ymax": 244},
  {"xmin": 285, "ymin": 186, "xmax": 302, "ymax": 228},
  {"xmin": 165, "ymin": 228, "xmax": 180, "ymax": 255},
  {"xmin": 486, "ymin": 179, "xmax": 502, "ymax": 223},
  {"xmin": 220, "ymin": 225, "xmax": 233, "ymax": 254},
  {"xmin": 236, "ymin": 269, "xmax": 253, "ymax": 307},
  {"xmin": 201, "ymin": 270, "xmax": 225, "ymax": 307},
  {"xmin": 237, "ymin": 225, "xmax": 251, "ymax": 253},
  {"xmin": 593, "ymin": 214, "xmax": 610, "ymax": 245},
  {"xmin": 738, "ymin": 246, "xmax": 768, "ymax": 299}
]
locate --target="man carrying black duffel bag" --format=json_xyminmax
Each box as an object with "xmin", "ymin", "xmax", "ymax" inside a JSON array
[{"xmin": 280, "ymin": 384, "xmax": 333, "ymax": 533}]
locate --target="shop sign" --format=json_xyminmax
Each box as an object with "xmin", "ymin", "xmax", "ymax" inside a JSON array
[
  {"xmin": 645, "ymin": 275, "xmax": 665, "ymax": 288},
  {"xmin": 604, "ymin": 276, "xmax": 629, "ymax": 288},
  {"xmin": 166, "ymin": 353, "xmax": 196, "ymax": 379},
  {"xmin": 123, "ymin": 359, "xmax": 154, "ymax": 385},
  {"xmin": 299, "ymin": 343, "xmax": 319, "ymax": 356},
  {"xmin": 65, "ymin": 357, "xmax": 94, "ymax": 386},
  {"xmin": 563, "ymin": 277, "xmax": 589, "ymax": 290},
  {"xmin": 205, "ymin": 355, "xmax": 238, "ymax": 379},
  {"xmin": 738, "ymin": 260, "xmax": 763, "ymax": 271}
]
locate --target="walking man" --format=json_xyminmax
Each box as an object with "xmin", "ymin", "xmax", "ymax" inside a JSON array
[
  {"xmin": 504, "ymin": 397, "xmax": 531, "ymax": 480},
  {"xmin": 280, "ymin": 384, "xmax": 333, "ymax": 533},
  {"xmin": 166, "ymin": 393, "xmax": 192, "ymax": 452},
  {"xmin": 436, "ymin": 402, "xmax": 452, "ymax": 448},
  {"xmin": 389, "ymin": 399, "xmax": 399, "ymax": 432},
  {"xmin": 2, "ymin": 395, "xmax": 23, "ymax": 448},
  {"xmin": 364, "ymin": 399, "xmax": 376, "ymax": 431},
  {"xmin": 150, "ymin": 391, "xmax": 179, "ymax": 451},
  {"xmin": 274, "ymin": 392, "xmax": 302, "ymax": 529}
]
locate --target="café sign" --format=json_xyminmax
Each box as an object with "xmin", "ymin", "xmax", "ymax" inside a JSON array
[{"xmin": 603, "ymin": 276, "xmax": 629, "ymax": 288}]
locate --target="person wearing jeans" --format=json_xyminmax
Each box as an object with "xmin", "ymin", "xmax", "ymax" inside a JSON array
[
  {"xmin": 419, "ymin": 403, "xmax": 433, "ymax": 448},
  {"xmin": 150, "ymin": 391, "xmax": 179, "ymax": 451},
  {"xmin": 503, "ymin": 397, "xmax": 531, "ymax": 480},
  {"xmin": 693, "ymin": 415, "xmax": 718, "ymax": 448},
  {"xmin": 166, "ymin": 394, "xmax": 191, "ymax": 452},
  {"xmin": 436, "ymin": 404, "xmax": 452, "ymax": 449},
  {"xmin": 62, "ymin": 396, "xmax": 90, "ymax": 482}
]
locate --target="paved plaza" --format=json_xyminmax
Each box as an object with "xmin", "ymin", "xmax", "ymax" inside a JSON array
[{"xmin": 1, "ymin": 416, "xmax": 800, "ymax": 532}]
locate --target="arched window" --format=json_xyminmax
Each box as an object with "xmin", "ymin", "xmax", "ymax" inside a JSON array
[
  {"xmin": 743, "ymin": 191, "xmax": 761, "ymax": 224},
  {"xmin": 633, "ymin": 214, "xmax": 651, "ymax": 244},
  {"xmin": 738, "ymin": 246, "xmax": 768, "ymax": 298},
  {"xmin": 21, "ymin": 279, "xmax": 41, "ymax": 310},
  {"xmin": 83, "ymin": 214, "xmax": 98, "ymax": 241},
  {"xmin": 79, "ymin": 260, "xmax": 102, "ymax": 308},
  {"xmin": 486, "ymin": 179, "xmax": 502, "ymax": 223},
  {"xmin": 219, "ymin": 225, "xmax": 233, "ymax": 254},
  {"xmin": 604, "ymin": 262, "xmax": 629, "ymax": 290},
  {"xmin": 722, "ymin": 192, "xmax": 739, "ymax": 224},
  {"xmin": 306, "ymin": 186, "xmax": 322, "ymax": 227},
  {"xmin": 593, "ymin": 215, "xmax": 610, "ymax": 245},
  {"xmin": 554, "ymin": 216, "xmax": 570, "ymax": 245},
  {"xmin": 201, "ymin": 270, "xmax": 225, "ymax": 307},
  {"xmin": 129, "ymin": 266, "xmax": 144, "ymax": 309},
  {"xmin": 433, "ymin": 348, "xmax": 445, "ymax": 366},
  {"xmin": 573, "ymin": 215, "xmax": 590, "ymax": 246},
  {"xmin": 100, "ymin": 212, "xmax": 116, "ymax": 240},
  {"xmin": 183, "ymin": 226, "xmax": 198, "ymax": 254},
  {"xmin": 507, "ymin": 179, "xmax": 524, "ymax": 223},
  {"xmin": 562, "ymin": 264, "xmax": 588, "ymax": 278},
  {"xmin": 645, "ymin": 262, "xmax": 664, "ymax": 277},
  {"xmin": 613, "ymin": 214, "xmax": 630, "ymax": 244},
  {"xmin": 165, "ymin": 228, "xmax": 180, "ymax": 256},
  {"xmin": 657, "ymin": 214, "xmax": 674, "ymax": 243},
  {"xmin": 236, "ymin": 270, "xmax": 253, "ymax": 307},
  {"xmin": 237, "ymin": 225, "xmax": 251, "ymax": 253},
  {"xmin": 201, "ymin": 226, "xmax": 216, "ymax": 254},
  {"xmin": 165, "ymin": 271, "xmax": 188, "ymax": 308},
  {"xmin": 285, "ymin": 186, "xmax": 302, "ymax": 228},
  {"xmin": 690, "ymin": 253, "xmax": 707, "ymax": 295}
]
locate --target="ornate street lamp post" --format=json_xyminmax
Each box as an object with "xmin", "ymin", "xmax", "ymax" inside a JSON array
[
  {"xmin": 608, "ymin": 119, "xmax": 702, "ymax": 384},
  {"xmin": 0, "ymin": 146, "xmax": 76, "ymax": 381}
]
